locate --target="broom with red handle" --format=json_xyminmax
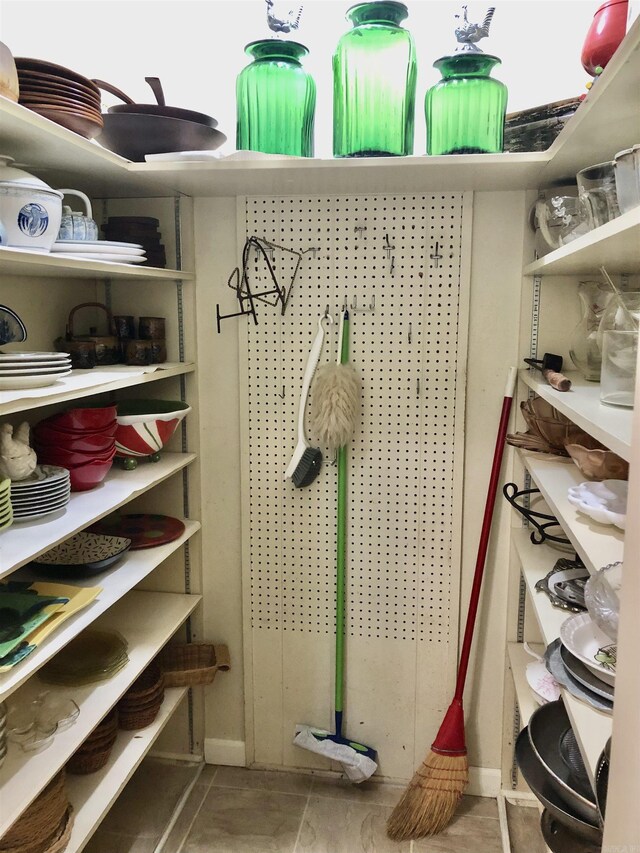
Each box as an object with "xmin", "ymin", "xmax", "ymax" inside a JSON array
[{"xmin": 387, "ymin": 367, "xmax": 518, "ymax": 840}]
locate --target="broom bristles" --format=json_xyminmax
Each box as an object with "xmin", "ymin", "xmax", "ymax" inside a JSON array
[{"xmin": 386, "ymin": 750, "xmax": 469, "ymax": 840}]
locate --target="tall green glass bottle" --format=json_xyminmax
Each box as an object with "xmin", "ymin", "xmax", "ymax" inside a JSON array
[
  {"xmin": 425, "ymin": 7, "xmax": 507, "ymax": 155},
  {"xmin": 333, "ymin": 2, "xmax": 417, "ymax": 158},
  {"xmin": 236, "ymin": 40, "xmax": 316, "ymax": 157}
]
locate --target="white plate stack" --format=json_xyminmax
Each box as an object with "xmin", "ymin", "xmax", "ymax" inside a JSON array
[
  {"xmin": 51, "ymin": 240, "xmax": 147, "ymax": 264},
  {"xmin": 0, "ymin": 352, "xmax": 72, "ymax": 390},
  {"xmin": 9, "ymin": 465, "xmax": 71, "ymax": 522},
  {"xmin": 0, "ymin": 477, "xmax": 12, "ymax": 531}
]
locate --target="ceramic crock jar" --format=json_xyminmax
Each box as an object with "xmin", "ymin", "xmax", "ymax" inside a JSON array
[
  {"xmin": 236, "ymin": 40, "xmax": 316, "ymax": 157},
  {"xmin": 333, "ymin": 1, "xmax": 417, "ymax": 157},
  {"xmin": 0, "ymin": 155, "xmax": 63, "ymax": 251},
  {"xmin": 425, "ymin": 7, "xmax": 507, "ymax": 155}
]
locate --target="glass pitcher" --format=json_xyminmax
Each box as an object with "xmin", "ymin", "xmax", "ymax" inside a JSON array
[{"xmin": 568, "ymin": 281, "xmax": 612, "ymax": 381}]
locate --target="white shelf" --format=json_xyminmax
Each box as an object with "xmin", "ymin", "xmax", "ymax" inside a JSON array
[
  {"xmin": 65, "ymin": 686, "xmax": 188, "ymax": 853},
  {"xmin": 520, "ymin": 451, "xmax": 624, "ymax": 575},
  {"xmin": 0, "ymin": 363, "xmax": 195, "ymax": 417},
  {"xmin": 541, "ymin": 16, "xmax": 640, "ymax": 185},
  {"xmin": 523, "ymin": 208, "xmax": 640, "ymax": 277},
  {"xmin": 0, "ymin": 519, "xmax": 200, "ymax": 703},
  {"xmin": 0, "ymin": 452, "xmax": 196, "ymax": 576},
  {"xmin": 0, "ymin": 17, "xmax": 636, "ymax": 201},
  {"xmin": 507, "ymin": 641, "xmax": 545, "ymax": 728},
  {"xmin": 0, "ymin": 246, "xmax": 193, "ymax": 281},
  {"xmin": 519, "ymin": 370, "xmax": 632, "ymax": 460},
  {"xmin": 513, "ymin": 529, "xmax": 612, "ymax": 784},
  {"xmin": 0, "ymin": 98, "xmax": 172, "ymax": 199},
  {"xmin": 0, "ymin": 589, "xmax": 200, "ymax": 836},
  {"xmin": 130, "ymin": 151, "xmax": 548, "ymax": 196}
]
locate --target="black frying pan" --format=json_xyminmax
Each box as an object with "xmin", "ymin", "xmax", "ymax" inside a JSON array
[{"xmin": 92, "ymin": 77, "xmax": 218, "ymax": 128}]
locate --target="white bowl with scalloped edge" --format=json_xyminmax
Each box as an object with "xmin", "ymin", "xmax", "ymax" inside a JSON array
[{"xmin": 567, "ymin": 479, "xmax": 627, "ymax": 529}]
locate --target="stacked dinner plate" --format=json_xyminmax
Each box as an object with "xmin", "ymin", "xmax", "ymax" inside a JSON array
[
  {"xmin": 10, "ymin": 465, "xmax": 71, "ymax": 523},
  {"xmin": 15, "ymin": 57, "xmax": 103, "ymax": 139},
  {"xmin": 0, "ymin": 478, "xmax": 12, "ymax": 531},
  {"xmin": 51, "ymin": 240, "xmax": 147, "ymax": 265},
  {"xmin": 0, "ymin": 351, "xmax": 71, "ymax": 390}
]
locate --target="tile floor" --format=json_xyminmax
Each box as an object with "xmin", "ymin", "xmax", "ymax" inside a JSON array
[
  {"xmin": 85, "ymin": 759, "xmax": 545, "ymax": 853},
  {"xmin": 163, "ymin": 766, "xmax": 505, "ymax": 853}
]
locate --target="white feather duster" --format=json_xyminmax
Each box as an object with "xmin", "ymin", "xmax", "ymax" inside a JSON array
[{"xmin": 311, "ymin": 361, "xmax": 361, "ymax": 451}]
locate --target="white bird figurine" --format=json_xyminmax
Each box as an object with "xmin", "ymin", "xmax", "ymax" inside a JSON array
[
  {"xmin": 0, "ymin": 421, "xmax": 37, "ymax": 481},
  {"xmin": 265, "ymin": 0, "xmax": 303, "ymax": 34},
  {"xmin": 454, "ymin": 5, "xmax": 495, "ymax": 52}
]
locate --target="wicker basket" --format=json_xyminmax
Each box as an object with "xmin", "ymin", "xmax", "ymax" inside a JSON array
[
  {"xmin": 120, "ymin": 661, "xmax": 163, "ymax": 703},
  {"xmin": 159, "ymin": 643, "xmax": 230, "ymax": 687},
  {"xmin": 2, "ymin": 807, "xmax": 73, "ymax": 853},
  {"xmin": 0, "ymin": 772, "xmax": 68, "ymax": 852},
  {"xmin": 66, "ymin": 739, "xmax": 115, "ymax": 775},
  {"xmin": 117, "ymin": 695, "xmax": 164, "ymax": 731}
]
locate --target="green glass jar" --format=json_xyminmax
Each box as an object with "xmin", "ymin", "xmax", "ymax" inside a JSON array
[
  {"xmin": 236, "ymin": 39, "xmax": 316, "ymax": 157},
  {"xmin": 333, "ymin": 1, "xmax": 417, "ymax": 158},
  {"xmin": 425, "ymin": 52, "xmax": 507, "ymax": 155}
]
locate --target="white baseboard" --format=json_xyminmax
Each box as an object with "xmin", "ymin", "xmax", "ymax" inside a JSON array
[
  {"xmin": 466, "ymin": 766, "xmax": 502, "ymax": 797},
  {"xmin": 204, "ymin": 738, "xmax": 246, "ymax": 766}
]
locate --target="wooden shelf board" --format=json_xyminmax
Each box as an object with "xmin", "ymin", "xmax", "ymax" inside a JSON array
[
  {"xmin": 0, "ymin": 246, "xmax": 193, "ymax": 280},
  {"xmin": 523, "ymin": 208, "xmax": 640, "ymax": 277},
  {"xmin": 0, "ymin": 590, "xmax": 200, "ymax": 837},
  {"xmin": 65, "ymin": 687, "xmax": 188, "ymax": 853},
  {"xmin": 129, "ymin": 151, "xmax": 548, "ymax": 196},
  {"xmin": 0, "ymin": 363, "xmax": 195, "ymax": 417},
  {"xmin": 519, "ymin": 370, "xmax": 632, "ymax": 460},
  {"xmin": 519, "ymin": 451, "xmax": 624, "ymax": 575},
  {"xmin": 0, "ymin": 99, "xmax": 172, "ymax": 198},
  {"xmin": 541, "ymin": 16, "xmax": 640, "ymax": 185},
  {"xmin": 0, "ymin": 520, "xmax": 200, "ymax": 703},
  {"xmin": 0, "ymin": 452, "xmax": 196, "ymax": 576}
]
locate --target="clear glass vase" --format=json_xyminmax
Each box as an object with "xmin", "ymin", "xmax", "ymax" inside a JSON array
[
  {"xmin": 569, "ymin": 281, "xmax": 612, "ymax": 381},
  {"xmin": 425, "ymin": 53, "xmax": 507, "ymax": 155},
  {"xmin": 236, "ymin": 40, "xmax": 316, "ymax": 157},
  {"xmin": 333, "ymin": 2, "xmax": 417, "ymax": 158}
]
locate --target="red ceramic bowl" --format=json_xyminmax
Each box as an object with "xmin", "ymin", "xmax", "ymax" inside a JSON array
[
  {"xmin": 35, "ymin": 419, "xmax": 117, "ymax": 439},
  {"xmin": 115, "ymin": 400, "xmax": 191, "ymax": 458},
  {"xmin": 68, "ymin": 457, "xmax": 114, "ymax": 492},
  {"xmin": 43, "ymin": 405, "xmax": 117, "ymax": 431},
  {"xmin": 35, "ymin": 444, "xmax": 116, "ymax": 468},
  {"xmin": 33, "ymin": 426, "xmax": 116, "ymax": 454}
]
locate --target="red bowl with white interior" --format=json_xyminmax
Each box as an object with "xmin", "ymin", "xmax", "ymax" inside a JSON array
[{"xmin": 115, "ymin": 400, "xmax": 191, "ymax": 459}]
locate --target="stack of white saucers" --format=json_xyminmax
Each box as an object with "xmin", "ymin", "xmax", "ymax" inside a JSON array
[
  {"xmin": 0, "ymin": 477, "xmax": 13, "ymax": 531},
  {"xmin": 51, "ymin": 240, "xmax": 147, "ymax": 264},
  {"xmin": 10, "ymin": 465, "xmax": 71, "ymax": 522},
  {"xmin": 0, "ymin": 352, "xmax": 72, "ymax": 390}
]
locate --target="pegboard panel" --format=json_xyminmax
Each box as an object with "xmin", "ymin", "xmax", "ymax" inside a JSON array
[{"xmin": 244, "ymin": 194, "xmax": 468, "ymax": 644}]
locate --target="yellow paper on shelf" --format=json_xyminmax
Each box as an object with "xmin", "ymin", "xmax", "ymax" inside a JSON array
[{"xmin": 0, "ymin": 580, "xmax": 102, "ymax": 672}]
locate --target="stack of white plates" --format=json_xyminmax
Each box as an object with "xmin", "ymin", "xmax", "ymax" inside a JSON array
[
  {"xmin": 9, "ymin": 465, "xmax": 71, "ymax": 522},
  {"xmin": 51, "ymin": 240, "xmax": 147, "ymax": 265},
  {"xmin": 0, "ymin": 352, "xmax": 72, "ymax": 390},
  {"xmin": 0, "ymin": 477, "xmax": 12, "ymax": 531}
]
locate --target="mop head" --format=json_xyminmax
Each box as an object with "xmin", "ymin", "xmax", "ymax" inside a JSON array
[
  {"xmin": 310, "ymin": 363, "xmax": 361, "ymax": 452},
  {"xmin": 293, "ymin": 725, "xmax": 378, "ymax": 783}
]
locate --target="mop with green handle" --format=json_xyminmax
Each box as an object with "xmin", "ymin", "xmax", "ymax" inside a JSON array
[{"xmin": 293, "ymin": 308, "xmax": 378, "ymax": 783}]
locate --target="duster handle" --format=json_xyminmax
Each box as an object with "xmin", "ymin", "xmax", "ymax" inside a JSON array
[{"xmin": 454, "ymin": 367, "xmax": 516, "ymax": 701}]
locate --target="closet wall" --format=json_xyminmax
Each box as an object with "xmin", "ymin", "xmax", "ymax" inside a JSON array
[{"xmin": 194, "ymin": 189, "xmax": 532, "ymax": 789}]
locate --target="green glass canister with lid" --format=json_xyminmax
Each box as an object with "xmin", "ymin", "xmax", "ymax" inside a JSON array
[
  {"xmin": 236, "ymin": 39, "xmax": 316, "ymax": 157},
  {"xmin": 333, "ymin": 1, "xmax": 417, "ymax": 157},
  {"xmin": 425, "ymin": 6, "xmax": 507, "ymax": 155}
]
